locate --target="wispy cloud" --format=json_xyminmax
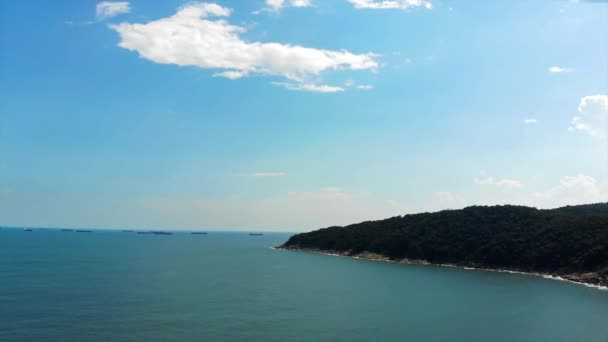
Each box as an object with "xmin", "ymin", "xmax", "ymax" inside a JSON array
[
  {"xmin": 258, "ymin": 0, "xmax": 312, "ymax": 12},
  {"xmin": 347, "ymin": 0, "xmax": 432, "ymax": 10},
  {"xmin": 548, "ymin": 66, "xmax": 575, "ymax": 73},
  {"xmin": 265, "ymin": 0, "xmax": 312, "ymax": 11},
  {"xmin": 96, "ymin": 1, "xmax": 130, "ymax": 20},
  {"xmin": 494, "ymin": 179, "xmax": 523, "ymax": 189},
  {"xmin": 213, "ymin": 70, "xmax": 249, "ymax": 80},
  {"xmin": 272, "ymin": 82, "xmax": 344, "ymax": 93},
  {"xmin": 343, "ymin": 79, "xmax": 373, "ymax": 91},
  {"xmin": 266, "ymin": 0, "xmax": 285, "ymax": 9},
  {"xmin": 474, "ymin": 171, "xmax": 523, "ymax": 189},
  {"xmin": 523, "ymin": 118, "xmax": 537, "ymax": 124},
  {"xmin": 66, "ymin": 1, "xmax": 130, "ymax": 25},
  {"xmin": 110, "ymin": 3, "xmax": 377, "ymax": 92},
  {"xmin": 292, "ymin": 0, "xmax": 313, "ymax": 6}
]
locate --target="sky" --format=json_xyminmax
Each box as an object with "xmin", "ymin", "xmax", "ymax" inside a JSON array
[{"xmin": 0, "ymin": 0, "xmax": 606, "ymax": 231}]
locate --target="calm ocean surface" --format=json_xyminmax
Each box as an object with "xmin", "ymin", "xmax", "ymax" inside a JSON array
[{"xmin": 1, "ymin": 228, "xmax": 607, "ymax": 342}]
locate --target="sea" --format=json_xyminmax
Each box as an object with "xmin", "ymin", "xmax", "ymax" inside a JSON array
[{"xmin": 1, "ymin": 228, "xmax": 607, "ymax": 342}]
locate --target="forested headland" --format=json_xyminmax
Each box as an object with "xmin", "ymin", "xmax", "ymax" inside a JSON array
[{"xmin": 279, "ymin": 203, "xmax": 608, "ymax": 287}]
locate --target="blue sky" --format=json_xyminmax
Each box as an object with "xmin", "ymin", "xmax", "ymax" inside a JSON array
[{"xmin": 0, "ymin": 0, "xmax": 606, "ymax": 231}]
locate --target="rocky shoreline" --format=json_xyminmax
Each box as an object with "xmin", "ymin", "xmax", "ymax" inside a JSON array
[{"xmin": 277, "ymin": 246, "xmax": 608, "ymax": 291}]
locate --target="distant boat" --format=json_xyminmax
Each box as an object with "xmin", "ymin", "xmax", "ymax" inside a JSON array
[
  {"xmin": 23, "ymin": 228, "xmax": 33, "ymax": 232},
  {"xmin": 249, "ymin": 233, "xmax": 264, "ymax": 236},
  {"xmin": 151, "ymin": 231, "xmax": 173, "ymax": 235},
  {"xmin": 61, "ymin": 229, "xmax": 74, "ymax": 232},
  {"xmin": 75, "ymin": 230, "xmax": 92, "ymax": 233},
  {"xmin": 191, "ymin": 232, "xmax": 208, "ymax": 235}
]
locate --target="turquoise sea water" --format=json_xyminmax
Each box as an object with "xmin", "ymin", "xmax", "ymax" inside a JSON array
[{"xmin": 1, "ymin": 228, "xmax": 607, "ymax": 342}]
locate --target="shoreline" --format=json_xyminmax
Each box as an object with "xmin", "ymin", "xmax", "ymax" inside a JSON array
[{"xmin": 276, "ymin": 246, "xmax": 608, "ymax": 291}]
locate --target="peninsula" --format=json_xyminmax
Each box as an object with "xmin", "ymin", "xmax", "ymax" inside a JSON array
[{"xmin": 279, "ymin": 203, "xmax": 608, "ymax": 287}]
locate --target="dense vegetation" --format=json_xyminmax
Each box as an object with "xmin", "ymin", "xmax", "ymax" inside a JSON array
[{"xmin": 280, "ymin": 203, "xmax": 608, "ymax": 285}]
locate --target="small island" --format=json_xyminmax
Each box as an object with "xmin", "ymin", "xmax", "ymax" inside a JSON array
[{"xmin": 278, "ymin": 203, "xmax": 608, "ymax": 287}]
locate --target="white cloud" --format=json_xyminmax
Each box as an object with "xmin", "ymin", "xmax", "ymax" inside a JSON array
[
  {"xmin": 266, "ymin": 0, "xmax": 285, "ymax": 9},
  {"xmin": 257, "ymin": 0, "xmax": 312, "ymax": 12},
  {"xmin": 347, "ymin": 0, "xmax": 432, "ymax": 10},
  {"xmin": 356, "ymin": 84, "xmax": 374, "ymax": 90},
  {"xmin": 110, "ymin": 3, "xmax": 377, "ymax": 91},
  {"xmin": 548, "ymin": 66, "xmax": 575, "ymax": 73},
  {"xmin": 249, "ymin": 172, "xmax": 286, "ymax": 177},
  {"xmin": 569, "ymin": 94, "xmax": 608, "ymax": 138},
  {"xmin": 521, "ymin": 174, "xmax": 606, "ymax": 208},
  {"xmin": 495, "ymin": 179, "xmax": 523, "ymax": 189},
  {"xmin": 291, "ymin": 0, "xmax": 312, "ymax": 7},
  {"xmin": 474, "ymin": 172, "xmax": 523, "ymax": 189},
  {"xmin": 96, "ymin": 1, "xmax": 130, "ymax": 20},
  {"xmin": 214, "ymin": 70, "xmax": 249, "ymax": 79},
  {"xmin": 523, "ymin": 118, "xmax": 537, "ymax": 124},
  {"xmin": 272, "ymin": 82, "xmax": 344, "ymax": 93}
]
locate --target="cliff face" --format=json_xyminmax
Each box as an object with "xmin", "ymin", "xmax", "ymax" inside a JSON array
[{"xmin": 279, "ymin": 203, "xmax": 608, "ymax": 287}]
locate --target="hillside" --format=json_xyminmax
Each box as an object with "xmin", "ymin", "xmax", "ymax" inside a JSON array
[{"xmin": 279, "ymin": 203, "xmax": 608, "ymax": 287}]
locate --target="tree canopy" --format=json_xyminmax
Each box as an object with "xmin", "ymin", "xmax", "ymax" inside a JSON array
[{"xmin": 281, "ymin": 203, "xmax": 608, "ymax": 285}]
